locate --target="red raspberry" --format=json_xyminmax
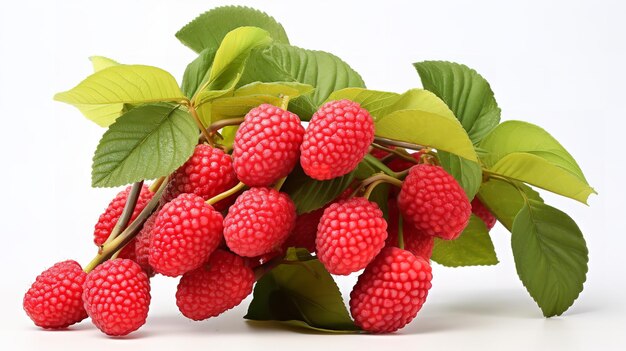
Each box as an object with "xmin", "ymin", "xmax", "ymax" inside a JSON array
[
  {"xmin": 350, "ymin": 247, "xmax": 432, "ymax": 333},
  {"xmin": 93, "ymin": 185, "xmax": 154, "ymax": 259},
  {"xmin": 386, "ymin": 201, "xmax": 434, "ymax": 259},
  {"xmin": 163, "ymin": 144, "xmax": 237, "ymax": 204},
  {"xmin": 224, "ymin": 187, "xmax": 296, "ymax": 257},
  {"xmin": 471, "ymin": 198, "xmax": 496, "ymax": 230},
  {"xmin": 23, "ymin": 260, "xmax": 87, "ymax": 329},
  {"xmin": 370, "ymin": 146, "xmax": 393, "ymax": 159},
  {"xmin": 300, "ymin": 100, "xmax": 375, "ymax": 180},
  {"xmin": 149, "ymin": 194, "xmax": 223, "ymax": 276},
  {"xmin": 134, "ymin": 212, "xmax": 157, "ymax": 276},
  {"xmin": 398, "ymin": 164, "xmax": 471, "ymax": 240},
  {"xmin": 176, "ymin": 250, "xmax": 255, "ymax": 320},
  {"xmin": 83, "ymin": 259, "xmax": 150, "ymax": 336},
  {"xmin": 282, "ymin": 207, "xmax": 324, "ymax": 253},
  {"xmin": 316, "ymin": 198, "xmax": 387, "ymax": 275},
  {"xmin": 233, "ymin": 104, "xmax": 305, "ymax": 187}
]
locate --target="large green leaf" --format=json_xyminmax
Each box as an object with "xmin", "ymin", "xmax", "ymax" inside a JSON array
[
  {"xmin": 239, "ymin": 44, "xmax": 365, "ymax": 119},
  {"xmin": 181, "ymin": 48, "xmax": 216, "ymax": 99},
  {"xmin": 375, "ymin": 109, "xmax": 479, "ymax": 162},
  {"xmin": 438, "ymin": 151, "xmax": 482, "ymax": 200},
  {"xmin": 245, "ymin": 249, "xmax": 359, "ymax": 333},
  {"xmin": 91, "ymin": 103, "xmax": 197, "ymax": 187},
  {"xmin": 431, "ymin": 215, "xmax": 498, "ymax": 267},
  {"xmin": 478, "ymin": 179, "xmax": 542, "ymax": 231},
  {"xmin": 55, "ymin": 65, "xmax": 186, "ymax": 127},
  {"xmin": 175, "ymin": 5, "xmax": 289, "ymax": 53},
  {"xmin": 512, "ymin": 200, "xmax": 588, "ymax": 317},
  {"xmin": 414, "ymin": 61, "xmax": 501, "ymax": 143}
]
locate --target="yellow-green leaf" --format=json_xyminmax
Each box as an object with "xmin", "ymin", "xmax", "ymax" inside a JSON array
[{"xmin": 89, "ymin": 56, "xmax": 119, "ymax": 72}]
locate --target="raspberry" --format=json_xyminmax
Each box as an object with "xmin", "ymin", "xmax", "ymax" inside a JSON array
[
  {"xmin": 386, "ymin": 200, "xmax": 434, "ymax": 259},
  {"xmin": 282, "ymin": 207, "xmax": 324, "ymax": 253},
  {"xmin": 398, "ymin": 164, "xmax": 471, "ymax": 240},
  {"xmin": 93, "ymin": 185, "xmax": 154, "ymax": 259},
  {"xmin": 224, "ymin": 187, "xmax": 296, "ymax": 257},
  {"xmin": 83, "ymin": 259, "xmax": 150, "ymax": 336},
  {"xmin": 149, "ymin": 194, "xmax": 223, "ymax": 276},
  {"xmin": 23, "ymin": 260, "xmax": 87, "ymax": 329},
  {"xmin": 134, "ymin": 212, "xmax": 157, "ymax": 276},
  {"xmin": 163, "ymin": 144, "xmax": 238, "ymax": 204},
  {"xmin": 316, "ymin": 198, "xmax": 387, "ymax": 275},
  {"xmin": 350, "ymin": 247, "xmax": 432, "ymax": 333},
  {"xmin": 370, "ymin": 146, "xmax": 393, "ymax": 159},
  {"xmin": 176, "ymin": 250, "xmax": 255, "ymax": 320},
  {"xmin": 233, "ymin": 104, "xmax": 305, "ymax": 187},
  {"xmin": 471, "ymin": 198, "xmax": 496, "ymax": 230},
  {"xmin": 300, "ymin": 100, "xmax": 375, "ymax": 180}
]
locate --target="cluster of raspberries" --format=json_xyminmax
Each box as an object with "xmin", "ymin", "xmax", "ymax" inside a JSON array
[{"xmin": 23, "ymin": 99, "xmax": 496, "ymax": 336}]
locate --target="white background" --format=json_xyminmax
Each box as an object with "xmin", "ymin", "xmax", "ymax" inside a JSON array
[{"xmin": 1, "ymin": 0, "xmax": 624, "ymax": 349}]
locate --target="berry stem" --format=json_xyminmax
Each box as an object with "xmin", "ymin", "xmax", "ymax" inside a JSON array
[
  {"xmin": 206, "ymin": 181, "xmax": 246, "ymax": 206},
  {"xmin": 84, "ymin": 178, "xmax": 168, "ymax": 273},
  {"xmin": 362, "ymin": 173, "xmax": 403, "ymax": 188},
  {"xmin": 187, "ymin": 104, "xmax": 213, "ymax": 146},
  {"xmin": 280, "ymin": 95, "xmax": 290, "ymax": 110},
  {"xmin": 398, "ymin": 215, "xmax": 405, "ymax": 250},
  {"xmin": 363, "ymin": 180, "xmax": 385, "ymax": 200},
  {"xmin": 149, "ymin": 177, "xmax": 166, "ymax": 193},
  {"xmin": 102, "ymin": 181, "xmax": 143, "ymax": 245},
  {"xmin": 371, "ymin": 143, "xmax": 418, "ymax": 164},
  {"xmin": 374, "ymin": 136, "xmax": 426, "ymax": 151},
  {"xmin": 208, "ymin": 117, "xmax": 245, "ymax": 134},
  {"xmin": 273, "ymin": 177, "xmax": 287, "ymax": 191}
]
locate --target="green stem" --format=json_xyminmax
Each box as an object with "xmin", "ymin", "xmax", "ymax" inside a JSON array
[
  {"xmin": 149, "ymin": 176, "xmax": 166, "ymax": 193},
  {"xmin": 208, "ymin": 117, "xmax": 245, "ymax": 134},
  {"xmin": 363, "ymin": 180, "xmax": 385, "ymax": 200},
  {"xmin": 188, "ymin": 104, "xmax": 213, "ymax": 145},
  {"xmin": 361, "ymin": 172, "xmax": 403, "ymax": 188},
  {"xmin": 206, "ymin": 182, "xmax": 246, "ymax": 206},
  {"xmin": 103, "ymin": 181, "xmax": 143, "ymax": 245},
  {"xmin": 371, "ymin": 143, "xmax": 417, "ymax": 164},
  {"xmin": 274, "ymin": 177, "xmax": 287, "ymax": 191},
  {"xmin": 374, "ymin": 136, "xmax": 425, "ymax": 151},
  {"xmin": 398, "ymin": 215, "xmax": 405, "ymax": 250},
  {"xmin": 280, "ymin": 95, "xmax": 290, "ymax": 110}
]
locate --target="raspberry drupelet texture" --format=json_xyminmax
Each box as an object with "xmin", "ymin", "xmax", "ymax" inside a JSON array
[
  {"xmin": 316, "ymin": 198, "xmax": 388, "ymax": 275},
  {"xmin": 232, "ymin": 104, "xmax": 305, "ymax": 187},
  {"xmin": 300, "ymin": 100, "xmax": 375, "ymax": 180},
  {"xmin": 398, "ymin": 164, "xmax": 471, "ymax": 240},
  {"xmin": 134, "ymin": 212, "xmax": 158, "ymax": 276},
  {"xmin": 149, "ymin": 194, "xmax": 223, "ymax": 277},
  {"xmin": 176, "ymin": 250, "xmax": 255, "ymax": 320},
  {"xmin": 224, "ymin": 187, "xmax": 296, "ymax": 257},
  {"xmin": 386, "ymin": 201, "xmax": 434, "ymax": 259},
  {"xmin": 282, "ymin": 207, "xmax": 325, "ymax": 253},
  {"xmin": 163, "ymin": 144, "xmax": 238, "ymax": 204},
  {"xmin": 23, "ymin": 260, "xmax": 88, "ymax": 329},
  {"xmin": 82, "ymin": 259, "xmax": 150, "ymax": 336},
  {"xmin": 350, "ymin": 247, "xmax": 432, "ymax": 333},
  {"xmin": 93, "ymin": 185, "xmax": 154, "ymax": 259},
  {"xmin": 471, "ymin": 198, "xmax": 496, "ymax": 230}
]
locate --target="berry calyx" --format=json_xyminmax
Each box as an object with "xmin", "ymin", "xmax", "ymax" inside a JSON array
[
  {"xmin": 233, "ymin": 104, "xmax": 305, "ymax": 187},
  {"xmin": 398, "ymin": 164, "xmax": 471, "ymax": 240},
  {"xmin": 316, "ymin": 198, "xmax": 388, "ymax": 275},
  {"xmin": 350, "ymin": 247, "xmax": 432, "ymax": 333},
  {"xmin": 23, "ymin": 260, "xmax": 88, "ymax": 329},
  {"xmin": 471, "ymin": 198, "xmax": 496, "ymax": 230},
  {"xmin": 223, "ymin": 187, "xmax": 296, "ymax": 257},
  {"xmin": 300, "ymin": 100, "xmax": 375, "ymax": 180},
  {"xmin": 82, "ymin": 259, "xmax": 150, "ymax": 336},
  {"xmin": 149, "ymin": 193, "xmax": 223, "ymax": 277},
  {"xmin": 176, "ymin": 250, "xmax": 255, "ymax": 320}
]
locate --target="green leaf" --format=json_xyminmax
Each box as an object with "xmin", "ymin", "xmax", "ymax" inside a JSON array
[
  {"xmin": 431, "ymin": 215, "xmax": 498, "ymax": 267},
  {"xmin": 175, "ymin": 5, "xmax": 289, "ymax": 53},
  {"xmin": 438, "ymin": 151, "xmax": 482, "ymax": 200},
  {"xmin": 375, "ymin": 109, "xmax": 479, "ymax": 162},
  {"xmin": 245, "ymin": 248, "xmax": 359, "ymax": 333},
  {"xmin": 414, "ymin": 61, "xmax": 501, "ymax": 143},
  {"xmin": 181, "ymin": 48, "xmax": 216, "ymax": 98},
  {"xmin": 511, "ymin": 200, "xmax": 588, "ymax": 317},
  {"xmin": 55, "ymin": 65, "xmax": 186, "ymax": 127},
  {"xmin": 206, "ymin": 95, "xmax": 282, "ymax": 124},
  {"xmin": 478, "ymin": 179, "xmax": 542, "ymax": 231},
  {"xmin": 89, "ymin": 56, "xmax": 119, "ymax": 72},
  {"xmin": 91, "ymin": 103, "xmax": 197, "ymax": 187},
  {"xmin": 206, "ymin": 26, "xmax": 273, "ymax": 91},
  {"xmin": 326, "ymin": 88, "xmax": 401, "ymax": 120},
  {"xmin": 240, "ymin": 44, "xmax": 365, "ymax": 119},
  {"xmin": 235, "ymin": 81, "xmax": 314, "ymax": 98}
]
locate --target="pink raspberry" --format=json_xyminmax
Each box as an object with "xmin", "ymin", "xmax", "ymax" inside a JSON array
[
  {"xmin": 134, "ymin": 212, "xmax": 158, "ymax": 276},
  {"xmin": 176, "ymin": 250, "xmax": 255, "ymax": 320},
  {"xmin": 350, "ymin": 247, "xmax": 432, "ymax": 333},
  {"xmin": 23, "ymin": 260, "xmax": 87, "ymax": 329},
  {"xmin": 398, "ymin": 164, "xmax": 471, "ymax": 240},
  {"xmin": 163, "ymin": 144, "xmax": 238, "ymax": 205},
  {"xmin": 83, "ymin": 259, "xmax": 150, "ymax": 336},
  {"xmin": 386, "ymin": 200, "xmax": 434, "ymax": 259},
  {"xmin": 233, "ymin": 104, "xmax": 305, "ymax": 187},
  {"xmin": 93, "ymin": 185, "xmax": 154, "ymax": 259},
  {"xmin": 300, "ymin": 100, "xmax": 375, "ymax": 180},
  {"xmin": 282, "ymin": 207, "xmax": 325, "ymax": 253},
  {"xmin": 149, "ymin": 194, "xmax": 223, "ymax": 277},
  {"xmin": 471, "ymin": 198, "xmax": 496, "ymax": 230},
  {"xmin": 316, "ymin": 198, "xmax": 388, "ymax": 275},
  {"xmin": 224, "ymin": 188, "xmax": 296, "ymax": 257}
]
